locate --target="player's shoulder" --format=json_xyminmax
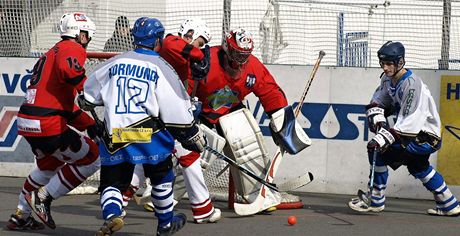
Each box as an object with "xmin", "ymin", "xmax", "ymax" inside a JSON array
[{"xmin": 55, "ymin": 40, "xmax": 85, "ymax": 57}]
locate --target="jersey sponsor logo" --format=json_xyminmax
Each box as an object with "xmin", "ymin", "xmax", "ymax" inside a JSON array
[
  {"xmin": 248, "ymin": 101, "xmax": 372, "ymax": 141},
  {"xmin": 0, "ymin": 106, "xmax": 22, "ymax": 151},
  {"xmin": 245, "ymin": 74, "xmax": 256, "ymax": 88},
  {"xmin": 208, "ymin": 85, "xmax": 239, "ymax": 110}
]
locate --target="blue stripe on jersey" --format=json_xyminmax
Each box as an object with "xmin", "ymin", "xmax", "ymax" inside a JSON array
[{"xmin": 99, "ymin": 130, "xmax": 175, "ymax": 166}]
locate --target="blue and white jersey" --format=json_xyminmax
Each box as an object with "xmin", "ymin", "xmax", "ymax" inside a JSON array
[
  {"xmin": 84, "ymin": 48, "xmax": 195, "ymax": 165},
  {"xmin": 371, "ymin": 69, "xmax": 441, "ymax": 147}
]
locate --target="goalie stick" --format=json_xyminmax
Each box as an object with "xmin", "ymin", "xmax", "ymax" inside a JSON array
[
  {"xmin": 357, "ymin": 148, "xmax": 378, "ymax": 205},
  {"xmin": 234, "ymin": 51, "xmax": 325, "ymax": 216},
  {"xmin": 204, "ymin": 145, "xmax": 279, "ymax": 192}
]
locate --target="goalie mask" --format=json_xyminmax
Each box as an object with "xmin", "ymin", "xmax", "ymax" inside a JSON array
[
  {"xmin": 59, "ymin": 12, "xmax": 96, "ymax": 47},
  {"xmin": 179, "ymin": 18, "xmax": 212, "ymax": 44},
  {"xmin": 222, "ymin": 28, "xmax": 254, "ymax": 68}
]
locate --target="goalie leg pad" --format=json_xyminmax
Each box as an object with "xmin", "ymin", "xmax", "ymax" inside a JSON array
[
  {"xmin": 199, "ymin": 124, "xmax": 226, "ymax": 169},
  {"xmin": 269, "ymin": 105, "xmax": 311, "ymax": 154},
  {"xmin": 219, "ymin": 109, "xmax": 270, "ymax": 200}
]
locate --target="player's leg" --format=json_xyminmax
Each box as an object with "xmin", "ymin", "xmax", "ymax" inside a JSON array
[
  {"xmin": 349, "ymin": 149, "xmax": 388, "ymax": 212},
  {"xmin": 96, "ymin": 161, "xmax": 134, "ymax": 236},
  {"xmin": 121, "ymin": 164, "xmax": 144, "ymax": 209},
  {"xmin": 143, "ymin": 156, "xmax": 186, "ymax": 235},
  {"xmin": 25, "ymin": 129, "xmax": 100, "ymax": 229},
  {"xmin": 6, "ymin": 151, "xmax": 60, "ymax": 231},
  {"xmin": 407, "ymin": 153, "xmax": 460, "ymax": 216},
  {"xmin": 175, "ymin": 143, "xmax": 221, "ymax": 223}
]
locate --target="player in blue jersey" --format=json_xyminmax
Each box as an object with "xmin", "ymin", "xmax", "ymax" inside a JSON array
[
  {"xmin": 80, "ymin": 17, "xmax": 206, "ymax": 235},
  {"xmin": 348, "ymin": 41, "xmax": 460, "ymax": 216}
]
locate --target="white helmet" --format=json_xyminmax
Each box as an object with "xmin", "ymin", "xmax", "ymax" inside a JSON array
[
  {"xmin": 59, "ymin": 12, "xmax": 96, "ymax": 39},
  {"xmin": 178, "ymin": 18, "xmax": 211, "ymax": 43}
]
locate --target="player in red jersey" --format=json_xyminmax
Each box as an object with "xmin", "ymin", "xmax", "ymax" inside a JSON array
[
  {"xmin": 6, "ymin": 12, "xmax": 100, "ymax": 230},
  {"xmin": 188, "ymin": 29, "xmax": 310, "ymax": 214},
  {"xmin": 193, "ymin": 28, "xmax": 287, "ymax": 125}
]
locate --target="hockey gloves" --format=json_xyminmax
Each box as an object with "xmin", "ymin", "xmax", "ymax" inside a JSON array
[
  {"xmin": 367, "ymin": 128, "xmax": 395, "ymax": 153},
  {"xmin": 190, "ymin": 45, "xmax": 210, "ymax": 80},
  {"xmin": 86, "ymin": 124, "xmax": 102, "ymax": 140},
  {"xmin": 365, "ymin": 103, "xmax": 388, "ymax": 133},
  {"xmin": 177, "ymin": 125, "xmax": 207, "ymax": 153},
  {"xmin": 77, "ymin": 94, "xmax": 95, "ymax": 111}
]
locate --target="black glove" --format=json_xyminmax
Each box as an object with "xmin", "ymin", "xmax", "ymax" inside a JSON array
[
  {"xmin": 365, "ymin": 103, "xmax": 388, "ymax": 133},
  {"xmin": 86, "ymin": 124, "xmax": 102, "ymax": 140},
  {"xmin": 178, "ymin": 125, "xmax": 207, "ymax": 153},
  {"xmin": 367, "ymin": 128, "xmax": 395, "ymax": 153},
  {"xmin": 191, "ymin": 45, "xmax": 210, "ymax": 80},
  {"xmin": 77, "ymin": 94, "xmax": 95, "ymax": 111}
]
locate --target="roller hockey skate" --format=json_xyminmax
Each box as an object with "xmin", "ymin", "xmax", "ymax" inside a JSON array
[
  {"xmin": 194, "ymin": 208, "xmax": 221, "ymax": 224},
  {"xmin": 95, "ymin": 215, "xmax": 124, "ymax": 236},
  {"xmin": 156, "ymin": 213, "xmax": 186, "ymax": 236},
  {"xmin": 5, "ymin": 209, "xmax": 45, "ymax": 231},
  {"xmin": 25, "ymin": 187, "xmax": 56, "ymax": 229},
  {"xmin": 348, "ymin": 197, "xmax": 384, "ymax": 213},
  {"xmin": 427, "ymin": 205, "xmax": 460, "ymax": 216}
]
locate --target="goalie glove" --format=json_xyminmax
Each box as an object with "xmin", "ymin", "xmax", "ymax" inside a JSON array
[
  {"xmin": 190, "ymin": 45, "xmax": 210, "ymax": 80},
  {"xmin": 365, "ymin": 103, "xmax": 388, "ymax": 133},
  {"xmin": 367, "ymin": 128, "xmax": 395, "ymax": 153}
]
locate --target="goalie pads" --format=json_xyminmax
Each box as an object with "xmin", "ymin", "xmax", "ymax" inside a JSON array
[
  {"xmin": 269, "ymin": 105, "xmax": 311, "ymax": 154},
  {"xmin": 199, "ymin": 124, "xmax": 226, "ymax": 169},
  {"xmin": 219, "ymin": 108, "xmax": 272, "ymax": 201}
]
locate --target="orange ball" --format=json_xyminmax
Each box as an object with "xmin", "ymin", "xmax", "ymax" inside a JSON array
[{"xmin": 287, "ymin": 215, "xmax": 297, "ymax": 225}]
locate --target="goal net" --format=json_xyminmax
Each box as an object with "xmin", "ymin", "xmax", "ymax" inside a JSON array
[{"xmin": 2, "ymin": 0, "xmax": 460, "ymax": 69}]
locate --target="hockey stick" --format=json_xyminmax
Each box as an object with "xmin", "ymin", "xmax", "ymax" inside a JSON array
[
  {"xmin": 204, "ymin": 145, "xmax": 279, "ymax": 192},
  {"xmin": 265, "ymin": 50, "xmax": 325, "ymax": 185},
  {"xmin": 234, "ymin": 51, "xmax": 325, "ymax": 216},
  {"xmin": 357, "ymin": 147, "xmax": 377, "ymax": 205},
  {"xmin": 277, "ymin": 172, "xmax": 314, "ymax": 192}
]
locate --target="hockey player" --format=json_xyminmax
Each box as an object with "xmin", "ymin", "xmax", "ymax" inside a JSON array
[
  {"xmin": 348, "ymin": 41, "xmax": 460, "ymax": 216},
  {"xmin": 121, "ymin": 17, "xmax": 220, "ymax": 223},
  {"xmin": 159, "ymin": 17, "xmax": 221, "ymax": 223},
  {"xmin": 6, "ymin": 12, "xmax": 100, "ymax": 230},
  {"xmin": 187, "ymin": 28, "xmax": 310, "ymax": 213},
  {"xmin": 80, "ymin": 17, "xmax": 206, "ymax": 235}
]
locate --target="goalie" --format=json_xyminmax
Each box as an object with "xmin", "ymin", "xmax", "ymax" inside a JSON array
[{"xmin": 188, "ymin": 28, "xmax": 311, "ymax": 214}]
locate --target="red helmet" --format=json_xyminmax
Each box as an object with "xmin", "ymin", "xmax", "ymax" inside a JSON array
[{"xmin": 222, "ymin": 28, "xmax": 254, "ymax": 65}]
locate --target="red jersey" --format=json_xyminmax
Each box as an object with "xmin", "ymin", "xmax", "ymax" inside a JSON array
[
  {"xmin": 191, "ymin": 46, "xmax": 287, "ymax": 124},
  {"xmin": 159, "ymin": 34, "xmax": 204, "ymax": 87},
  {"xmin": 17, "ymin": 39, "xmax": 95, "ymax": 137}
]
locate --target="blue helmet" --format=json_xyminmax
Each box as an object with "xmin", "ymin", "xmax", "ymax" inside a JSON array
[
  {"xmin": 132, "ymin": 17, "xmax": 165, "ymax": 48},
  {"xmin": 377, "ymin": 41, "xmax": 405, "ymax": 65}
]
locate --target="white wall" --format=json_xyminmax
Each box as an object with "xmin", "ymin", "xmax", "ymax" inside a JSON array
[{"xmin": 1, "ymin": 57, "xmax": 459, "ymax": 199}]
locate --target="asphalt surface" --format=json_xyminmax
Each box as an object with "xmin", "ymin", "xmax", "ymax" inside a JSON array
[{"xmin": 0, "ymin": 177, "xmax": 459, "ymax": 236}]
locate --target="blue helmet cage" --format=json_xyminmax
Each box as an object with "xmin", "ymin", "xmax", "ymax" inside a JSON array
[
  {"xmin": 377, "ymin": 41, "xmax": 405, "ymax": 68},
  {"xmin": 132, "ymin": 17, "xmax": 165, "ymax": 48}
]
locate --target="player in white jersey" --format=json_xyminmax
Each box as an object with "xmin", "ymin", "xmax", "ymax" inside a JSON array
[
  {"xmin": 80, "ymin": 17, "xmax": 206, "ymax": 236},
  {"xmin": 348, "ymin": 41, "xmax": 460, "ymax": 216}
]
